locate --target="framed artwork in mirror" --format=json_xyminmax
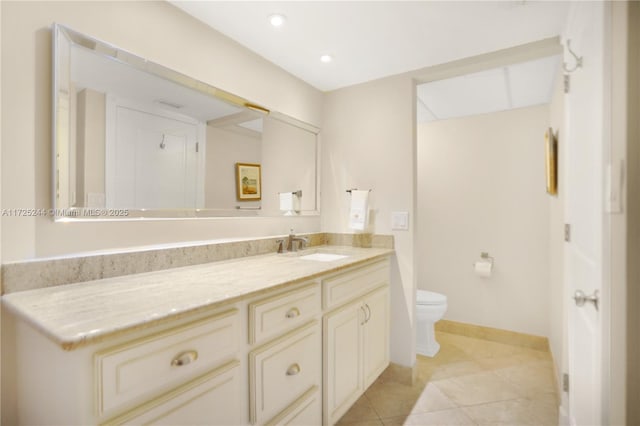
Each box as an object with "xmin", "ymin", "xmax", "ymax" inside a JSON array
[{"xmin": 236, "ymin": 163, "xmax": 262, "ymax": 201}]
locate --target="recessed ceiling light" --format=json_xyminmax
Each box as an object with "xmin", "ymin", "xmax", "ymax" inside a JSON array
[
  {"xmin": 320, "ymin": 54, "xmax": 333, "ymax": 63},
  {"xmin": 268, "ymin": 14, "xmax": 286, "ymax": 27}
]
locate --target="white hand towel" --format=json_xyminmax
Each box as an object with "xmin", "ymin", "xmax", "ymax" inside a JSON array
[{"xmin": 348, "ymin": 190, "xmax": 369, "ymax": 231}]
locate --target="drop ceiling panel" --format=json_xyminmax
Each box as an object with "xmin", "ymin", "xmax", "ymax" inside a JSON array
[
  {"xmin": 417, "ymin": 67, "xmax": 510, "ymax": 120},
  {"xmin": 416, "ymin": 100, "xmax": 436, "ymax": 123},
  {"xmin": 508, "ymin": 55, "xmax": 561, "ymax": 108}
]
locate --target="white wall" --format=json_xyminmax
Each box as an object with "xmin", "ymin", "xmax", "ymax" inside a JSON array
[
  {"xmin": 0, "ymin": 1, "xmax": 323, "ymax": 261},
  {"xmin": 547, "ymin": 68, "xmax": 565, "ymax": 393},
  {"xmin": 417, "ymin": 105, "xmax": 551, "ymax": 337},
  {"xmin": 322, "ymin": 74, "xmax": 416, "ymax": 367}
]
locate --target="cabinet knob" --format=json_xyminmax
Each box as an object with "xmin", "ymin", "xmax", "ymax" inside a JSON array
[
  {"xmin": 171, "ymin": 350, "xmax": 198, "ymax": 367},
  {"xmin": 285, "ymin": 307, "xmax": 301, "ymax": 319},
  {"xmin": 286, "ymin": 363, "xmax": 301, "ymax": 376}
]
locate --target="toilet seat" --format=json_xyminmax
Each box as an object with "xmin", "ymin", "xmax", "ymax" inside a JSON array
[{"xmin": 416, "ymin": 290, "xmax": 447, "ymax": 305}]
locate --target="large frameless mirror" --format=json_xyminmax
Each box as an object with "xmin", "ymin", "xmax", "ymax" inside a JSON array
[{"xmin": 52, "ymin": 24, "xmax": 319, "ymax": 220}]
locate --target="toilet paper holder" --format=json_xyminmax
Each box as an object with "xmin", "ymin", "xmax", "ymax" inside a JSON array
[{"xmin": 474, "ymin": 252, "xmax": 494, "ymax": 266}]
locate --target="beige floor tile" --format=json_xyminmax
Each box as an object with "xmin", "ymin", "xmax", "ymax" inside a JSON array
[
  {"xmin": 492, "ymin": 361, "xmax": 557, "ymax": 397},
  {"xmin": 427, "ymin": 360, "xmax": 486, "ymax": 381},
  {"xmin": 423, "ymin": 340, "xmax": 474, "ymax": 366},
  {"xmin": 462, "ymin": 398, "xmax": 543, "ymax": 425},
  {"xmin": 527, "ymin": 392, "xmax": 560, "ymax": 425},
  {"xmin": 337, "ymin": 394, "xmax": 381, "ymax": 424},
  {"xmin": 365, "ymin": 378, "xmax": 456, "ymax": 418},
  {"xmin": 433, "ymin": 372, "xmax": 522, "ymax": 406},
  {"xmin": 381, "ymin": 408, "xmax": 477, "ymax": 426},
  {"xmin": 337, "ymin": 419, "xmax": 385, "ymax": 426},
  {"xmin": 462, "ymin": 395, "xmax": 559, "ymax": 426},
  {"xmin": 475, "ymin": 350, "xmax": 552, "ymax": 371}
]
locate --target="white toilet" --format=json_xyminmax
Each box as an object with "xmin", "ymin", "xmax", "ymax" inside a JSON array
[{"xmin": 416, "ymin": 289, "xmax": 448, "ymax": 357}]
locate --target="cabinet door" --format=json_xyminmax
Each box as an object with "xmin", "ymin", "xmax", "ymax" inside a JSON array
[
  {"xmin": 323, "ymin": 300, "xmax": 363, "ymax": 425},
  {"xmin": 362, "ymin": 286, "xmax": 390, "ymax": 389},
  {"xmin": 103, "ymin": 361, "xmax": 241, "ymax": 426},
  {"xmin": 249, "ymin": 322, "xmax": 321, "ymax": 425}
]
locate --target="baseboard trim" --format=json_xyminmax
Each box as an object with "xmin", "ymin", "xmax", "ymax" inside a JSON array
[{"xmin": 435, "ymin": 319, "xmax": 550, "ymax": 352}]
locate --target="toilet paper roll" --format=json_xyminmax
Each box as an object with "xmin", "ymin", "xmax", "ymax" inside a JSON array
[
  {"xmin": 279, "ymin": 192, "xmax": 300, "ymax": 212},
  {"xmin": 474, "ymin": 260, "xmax": 493, "ymax": 278}
]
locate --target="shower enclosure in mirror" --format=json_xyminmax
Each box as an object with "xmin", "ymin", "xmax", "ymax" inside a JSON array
[{"xmin": 52, "ymin": 24, "xmax": 319, "ymax": 220}]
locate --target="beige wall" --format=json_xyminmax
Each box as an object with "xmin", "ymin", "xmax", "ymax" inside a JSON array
[
  {"xmin": 417, "ymin": 105, "xmax": 551, "ymax": 337},
  {"xmin": 547, "ymin": 68, "xmax": 565, "ymax": 396},
  {"xmin": 322, "ymin": 74, "xmax": 416, "ymax": 367},
  {"xmin": 261, "ymin": 118, "xmax": 317, "ymax": 213},
  {"xmin": 76, "ymin": 88, "xmax": 106, "ymax": 206},
  {"xmin": 205, "ymin": 125, "xmax": 261, "ymax": 210},
  {"xmin": 0, "ymin": 1, "xmax": 323, "ymax": 260}
]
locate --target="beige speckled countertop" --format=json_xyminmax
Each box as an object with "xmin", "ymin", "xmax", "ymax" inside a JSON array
[{"xmin": 2, "ymin": 246, "xmax": 393, "ymax": 350}]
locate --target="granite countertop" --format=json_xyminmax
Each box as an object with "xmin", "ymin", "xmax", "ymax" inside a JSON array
[{"xmin": 2, "ymin": 246, "xmax": 393, "ymax": 350}]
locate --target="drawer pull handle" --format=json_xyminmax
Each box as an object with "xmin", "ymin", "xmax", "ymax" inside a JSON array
[
  {"xmin": 285, "ymin": 307, "xmax": 301, "ymax": 319},
  {"xmin": 171, "ymin": 350, "xmax": 198, "ymax": 367},
  {"xmin": 286, "ymin": 363, "xmax": 301, "ymax": 376}
]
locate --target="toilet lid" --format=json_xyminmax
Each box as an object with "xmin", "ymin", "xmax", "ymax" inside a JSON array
[{"xmin": 416, "ymin": 290, "xmax": 447, "ymax": 305}]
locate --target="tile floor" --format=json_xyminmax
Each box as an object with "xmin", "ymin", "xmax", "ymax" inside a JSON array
[{"xmin": 336, "ymin": 331, "xmax": 559, "ymax": 426}]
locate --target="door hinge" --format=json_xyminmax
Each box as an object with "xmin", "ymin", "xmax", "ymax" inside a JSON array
[
  {"xmin": 564, "ymin": 224, "xmax": 571, "ymax": 242},
  {"xmin": 564, "ymin": 74, "xmax": 570, "ymax": 93},
  {"xmin": 196, "ymin": 142, "xmax": 199, "ymax": 153},
  {"xmin": 563, "ymin": 373, "xmax": 570, "ymax": 392}
]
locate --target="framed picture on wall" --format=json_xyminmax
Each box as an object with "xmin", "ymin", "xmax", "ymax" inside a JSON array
[
  {"xmin": 545, "ymin": 128, "xmax": 558, "ymax": 195},
  {"xmin": 236, "ymin": 163, "xmax": 262, "ymax": 201}
]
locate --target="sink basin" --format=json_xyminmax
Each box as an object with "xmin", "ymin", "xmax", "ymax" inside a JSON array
[{"xmin": 298, "ymin": 253, "xmax": 349, "ymax": 262}]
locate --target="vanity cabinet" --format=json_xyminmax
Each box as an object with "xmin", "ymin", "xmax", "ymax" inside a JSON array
[
  {"xmin": 248, "ymin": 282, "xmax": 322, "ymax": 425},
  {"xmin": 103, "ymin": 361, "xmax": 242, "ymax": 426},
  {"xmin": 322, "ymin": 261, "xmax": 390, "ymax": 426},
  {"xmin": 10, "ymin": 306, "xmax": 243, "ymax": 426},
  {"xmin": 6, "ymin": 252, "xmax": 391, "ymax": 426},
  {"xmin": 95, "ymin": 309, "xmax": 239, "ymax": 418}
]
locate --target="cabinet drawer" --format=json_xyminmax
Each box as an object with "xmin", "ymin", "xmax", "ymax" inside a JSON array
[
  {"xmin": 322, "ymin": 259, "xmax": 390, "ymax": 310},
  {"xmin": 102, "ymin": 360, "xmax": 242, "ymax": 426},
  {"xmin": 95, "ymin": 309, "xmax": 239, "ymax": 417},
  {"xmin": 250, "ymin": 321, "xmax": 321, "ymax": 425},
  {"xmin": 265, "ymin": 386, "xmax": 321, "ymax": 426},
  {"xmin": 249, "ymin": 282, "xmax": 321, "ymax": 345}
]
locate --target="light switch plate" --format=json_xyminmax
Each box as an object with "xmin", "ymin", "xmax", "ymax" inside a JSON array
[{"xmin": 391, "ymin": 211, "xmax": 409, "ymax": 230}]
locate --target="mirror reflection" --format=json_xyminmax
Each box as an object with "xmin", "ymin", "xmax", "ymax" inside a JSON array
[{"xmin": 53, "ymin": 24, "xmax": 319, "ymax": 218}]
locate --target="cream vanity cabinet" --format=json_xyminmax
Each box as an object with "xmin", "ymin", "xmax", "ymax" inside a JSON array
[
  {"xmin": 322, "ymin": 259, "xmax": 391, "ymax": 425},
  {"xmin": 7, "ymin": 253, "xmax": 391, "ymax": 426},
  {"xmin": 11, "ymin": 307, "xmax": 242, "ymax": 426},
  {"xmin": 247, "ymin": 282, "xmax": 323, "ymax": 426}
]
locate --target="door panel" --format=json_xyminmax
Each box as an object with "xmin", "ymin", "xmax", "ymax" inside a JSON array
[
  {"xmin": 564, "ymin": 2, "xmax": 606, "ymax": 425},
  {"xmin": 323, "ymin": 301, "xmax": 362, "ymax": 424},
  {"xmin": 362, "ymin": 286, "xmax": 390, "ymax": 389},
  {"xmin": 111, "ymin": 105, "xmax": 200, "ymax": 209}
]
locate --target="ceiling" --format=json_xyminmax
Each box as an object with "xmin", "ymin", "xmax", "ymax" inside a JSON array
[
  {"xmin": 417, "ymin": 54, "xmax": 561, "ymax": 122},
  {"xmin": 170, "ymin": 1, "xmax": 571, "ymax": 92}
]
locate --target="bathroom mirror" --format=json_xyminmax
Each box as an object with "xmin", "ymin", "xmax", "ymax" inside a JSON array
[{"xmin": 52, "ymin": 24, "xmax": 319, "ymax": 220}]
